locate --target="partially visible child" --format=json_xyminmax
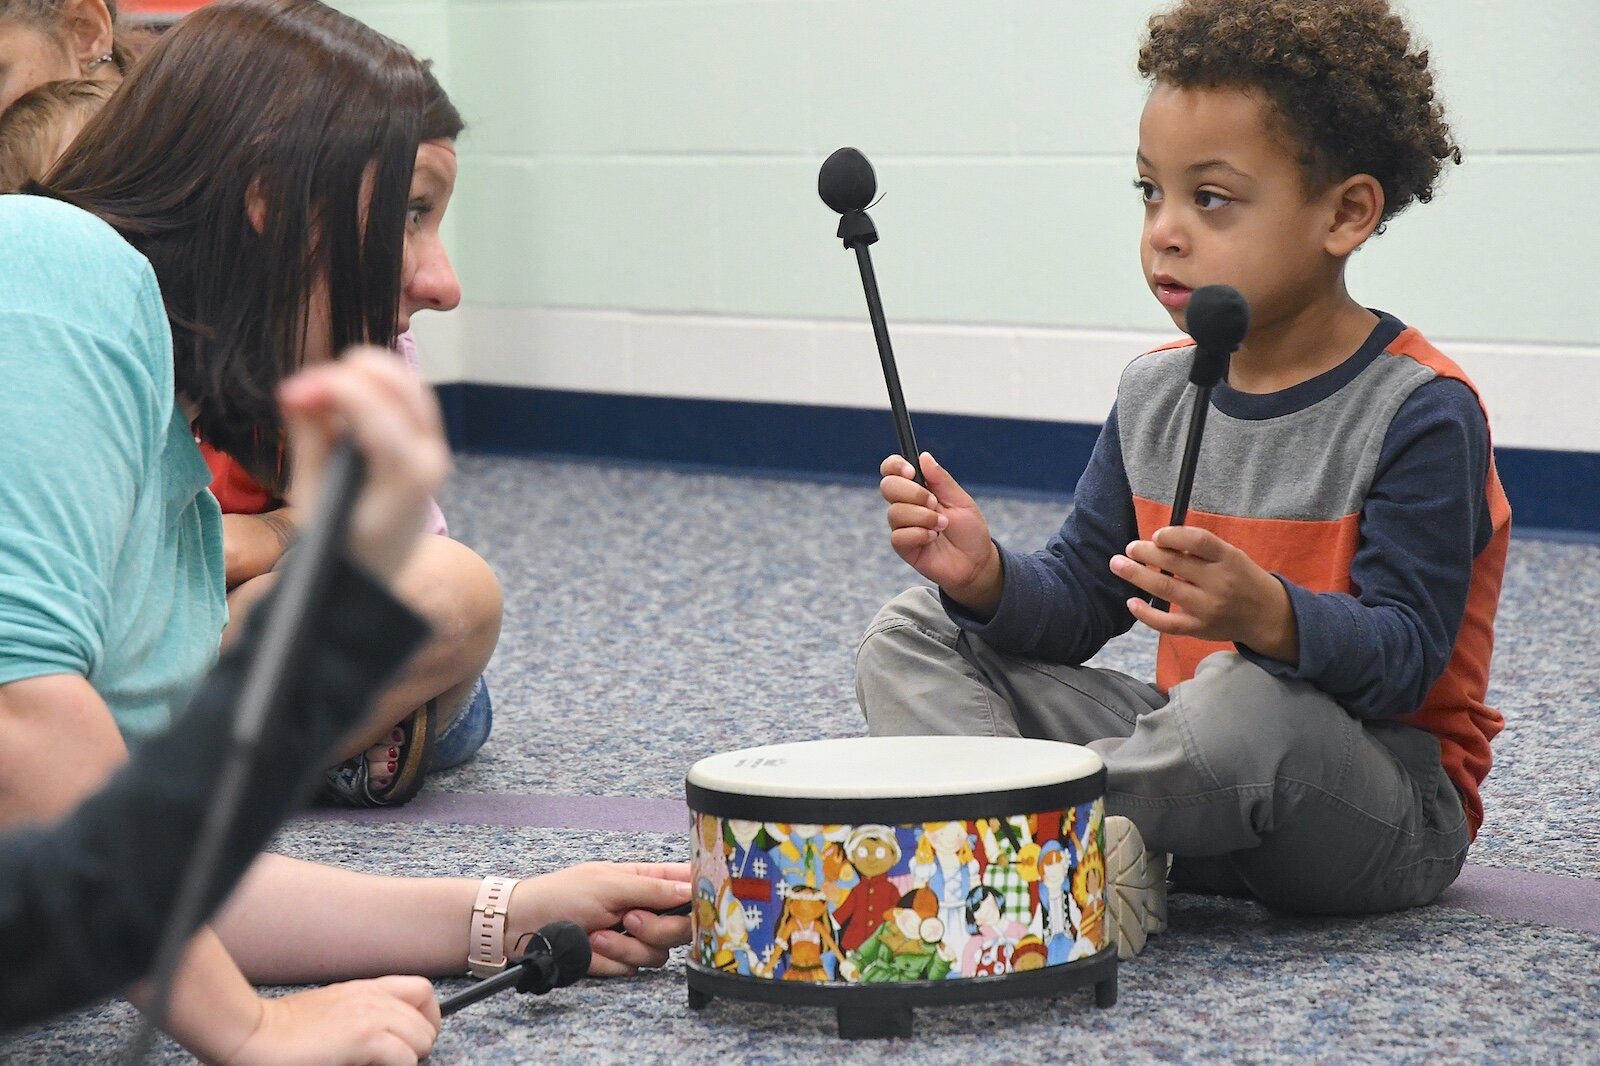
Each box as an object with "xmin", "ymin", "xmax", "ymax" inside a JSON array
[
  {"xmin": 858, "ymin": 0, "xmax": 1509, "ymax": 961},
  {"xmin": 0, "ymin": 78, "xmax": 112, "ymax": 192}
]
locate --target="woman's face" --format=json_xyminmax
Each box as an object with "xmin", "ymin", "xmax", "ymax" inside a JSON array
[
  {"xmin": 302, "ymin": 139, "xmax": 462, "ymax": 365},
  {"xmin": 397, "ymin": 138, "xmax": 461, "ymax": 334},
  {"xmin": 0, "ymin": 23, "xmax": 77, "ymax": 111}
]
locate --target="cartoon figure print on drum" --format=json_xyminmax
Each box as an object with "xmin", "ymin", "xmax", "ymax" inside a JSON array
[{"xmin": 689, "ymin": 799, "xmax": 1106, "ymax": 985}]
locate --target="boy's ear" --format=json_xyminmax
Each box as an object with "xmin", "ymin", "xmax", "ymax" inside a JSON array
[
  {"xmin": 63, "ymin": 0, "xmax": 115, "ymax": 66},
  {"xmin": 1325, "ymin": 174, "xmax": 1384, "ymax": 257}
]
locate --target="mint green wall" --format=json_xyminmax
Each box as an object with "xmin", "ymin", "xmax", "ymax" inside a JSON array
[{"xmin": 336, "ymin": 0, "xmax": 1600, "ymax": 349}]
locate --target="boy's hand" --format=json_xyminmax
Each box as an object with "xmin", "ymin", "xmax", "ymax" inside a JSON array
[
  {"xmin": 880, "ymin": 452, "xmax": 1003, "ymax": 616},
  {"xmin": 1111, "ymin": 526, "xmax": 1298, "ymax": 663}
]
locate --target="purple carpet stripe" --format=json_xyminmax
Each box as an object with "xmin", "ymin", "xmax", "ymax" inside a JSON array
[
  {"xmin": 1435, "ymin": 863, "xmax": 1600, "ymax": 936},
  {"xmin": 302, "ymin": 791, "xmax": 689, "ymax": 834},
  {"xmin": 304, "ymin": 793, "xmax": 1600, "ymax": 936}
]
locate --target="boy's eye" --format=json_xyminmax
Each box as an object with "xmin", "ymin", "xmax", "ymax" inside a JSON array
[
  {"xmin": 1133, "ymin": 179, "xmax": 1161, "ymax": 204},
  {"xmin": 1194, "ymin": 190, "xmax": 1231, "ymax": 210}
]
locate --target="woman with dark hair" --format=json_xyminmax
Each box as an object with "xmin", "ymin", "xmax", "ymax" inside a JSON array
[
  {"xmin": 2, "ymin": 0, "xmax": 497, "ymax": 811},
  {"xmin": 0, "ymin": 1, "xmax": 689, "ymax": 1060}
]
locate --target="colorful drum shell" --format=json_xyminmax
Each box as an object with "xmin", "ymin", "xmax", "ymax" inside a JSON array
[{"xmin": 685, "ymin": 737, "xmax": 1108, "ymax": 990}]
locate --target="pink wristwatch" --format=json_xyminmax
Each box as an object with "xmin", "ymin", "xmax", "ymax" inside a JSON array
[{"xmin": 467, "ymin": 876, "xmax": 519, "ymax": 978}]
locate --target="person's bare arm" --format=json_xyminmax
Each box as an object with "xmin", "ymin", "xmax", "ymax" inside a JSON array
[
  {"xmin": 0, "ymin": 675, "xmax": 127, "ymax": 829},
  {"xmin": 222, "ymin": 508, "xmax": 300, "ymax": 589},
  {"xmin": 0, "ymin": 675, "xmax": 427, "ymax": 1064},
  {"xmin": 0, "ymin": 676, "xmax": 277, "ymax": 1057}
]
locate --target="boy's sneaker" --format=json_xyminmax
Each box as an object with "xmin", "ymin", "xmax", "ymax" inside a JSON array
[{"xmin": 1103, "ymin": 814, "xmax": 1168, "ymax": 959}]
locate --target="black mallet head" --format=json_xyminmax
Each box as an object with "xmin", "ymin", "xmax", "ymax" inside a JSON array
[
  {"xmin": 1185, "ymin": 284, "xmax": 1250, "ymax": 387},
  {"xmin": 818, "ymin": 146, "xmax": 877, "ymax": 214},
  {"xmin": 514, "ymin": 920, "xmax": 591, "ymax": 994}
]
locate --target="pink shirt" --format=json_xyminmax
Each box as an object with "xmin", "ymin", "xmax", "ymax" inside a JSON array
[{"xmin": 392, "ymin": 330, "xmax": 449, "ymax": 538}]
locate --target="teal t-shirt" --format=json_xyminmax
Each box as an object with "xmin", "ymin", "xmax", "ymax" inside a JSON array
[{"xmin": 0, "ymin": 196, "xmax": 227, "ymax": 740}]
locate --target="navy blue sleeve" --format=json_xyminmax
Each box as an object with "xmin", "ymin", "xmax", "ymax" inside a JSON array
[
  {"xmin": 944, "ymin": 406, "xmax": 1139, "ymax": 663},
  {"xmin": 1240, "ymin": 378, "xmax": 1492, "ymax": 718}
]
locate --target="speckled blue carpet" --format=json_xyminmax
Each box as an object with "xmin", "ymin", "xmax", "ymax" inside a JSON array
[{"xmin": 5, "ymin": 454, "xmax": 1597, "ymax": 1064}]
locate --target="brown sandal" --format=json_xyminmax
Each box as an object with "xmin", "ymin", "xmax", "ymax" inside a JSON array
[{"xmin": 319, "ymin": 699, "xmax": 438, "ymax": 807}]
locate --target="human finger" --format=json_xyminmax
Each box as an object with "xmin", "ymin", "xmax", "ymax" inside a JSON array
[
  {"xmin": 359, "ymin": 1030, "xmax": 424, "ymax": 1066},
  {"xmin": 918, "ymin": 452, "xmax": 977, "ymax": 511},
  {"xmin": 1121, "ymin": 539, "xmax": 1203, "ymax": 581},
  {"xmin": 879, "ymin": 472, "xmax": 937, "ymax": 509},
  {"xmin": 618, "ymin": 908, "xmax": 691, "ymax": 948},
  {"xmin": 879, "ymin": 453, "xmax": 918, "ymax": 479},
  {"xmin": 887, "ymin": 501, "xmax": 948, "ymax": 533},
  {"xmin": 602, "ymin": 870, "xmax": 694, "ymax": 915},
  {"xmin": 1110, "ymin": 553, "xmax": 1197, "ymax": 611},
  {"xmin": 1124, "ymin": 594, "xmax": 1203, "ymax": 636},
  {"xmin": 335, "ymin": 347, "xmax": 447, "ymax": 441},
  {"xmin": 1151, "ymin": 525, "xmax": 1226, "ymax": 561},
  {"xmin": 617, "ymin": 861, "xmax": 691, "ymax": 882},
  {"xmin": 588, "ymin": 928, "xmax": 672, "ymax": 972},
  {"xmin": 371, "ymin": 975, "xmax": 442, "ymax": 1031},
  {"xmin": 310, "ymin": 362, "xmax": 449, "ymax": 491}
]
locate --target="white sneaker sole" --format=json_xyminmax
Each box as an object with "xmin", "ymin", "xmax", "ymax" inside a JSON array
[{"xmin": 1103, "ymin": 814, "xmax": 1168, "ymax": 960}]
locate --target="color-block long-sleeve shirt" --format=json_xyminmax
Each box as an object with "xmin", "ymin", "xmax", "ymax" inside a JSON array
[{"xmin": 948, "ymin": 313, "xmax": 1510, "ymax": 836}]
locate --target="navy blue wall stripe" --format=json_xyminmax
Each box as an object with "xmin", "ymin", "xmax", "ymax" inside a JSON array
[{"xmin": 437, "ymin": 384, "xmax": 1600, "ymax": 537}]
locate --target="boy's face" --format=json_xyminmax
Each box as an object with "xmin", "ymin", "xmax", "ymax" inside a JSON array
[{"xmin": 1135, "ymin": 83, "xmax": 1339, "ymax": 337}]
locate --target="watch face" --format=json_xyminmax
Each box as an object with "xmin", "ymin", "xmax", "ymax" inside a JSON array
[{"xmin": 919, "ymin": 916, "xmax": 945, "ymax": 943}]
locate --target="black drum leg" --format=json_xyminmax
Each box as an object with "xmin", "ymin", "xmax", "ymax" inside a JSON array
[
  {"xmin": 1095, "ymin": 971, "xmax": 1118, "ymax": 1008},
  {"xmin": 688, "ymin": 986, "xmax": 713, "ymax": 1011},
  {"xmin": 837, "ymin": 1002, "xmax": 914, "ymax": 1040}
]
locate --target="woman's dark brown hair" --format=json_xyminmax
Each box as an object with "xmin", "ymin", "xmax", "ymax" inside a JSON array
[{"xmin": 41, "ymin": 0, "xmax": 463, "ymax": 489}]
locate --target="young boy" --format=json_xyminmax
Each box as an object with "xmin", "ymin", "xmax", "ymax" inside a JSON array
[{"xmin": 856, "ymin": 0, "xmax": 1509, "ymax": 961}]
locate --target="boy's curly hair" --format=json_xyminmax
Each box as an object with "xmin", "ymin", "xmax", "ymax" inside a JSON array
[{"xmin": 1138, "ymin": 0, "xmax": 1461, "ymax": 230}]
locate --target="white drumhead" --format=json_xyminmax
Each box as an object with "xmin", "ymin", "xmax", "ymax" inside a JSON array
[{"xmin": 687, "ymin": 736, "xmax": 1102, "ymax": 799}]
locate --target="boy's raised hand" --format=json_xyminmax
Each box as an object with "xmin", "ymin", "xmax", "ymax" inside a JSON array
[
  {"xmin": 1111, "ymin": 525, "xmax": 1299, "ymax": 663},
  {"xmin": 880, "ymin": 452, "xmax": 1004, "ymax": 616}
]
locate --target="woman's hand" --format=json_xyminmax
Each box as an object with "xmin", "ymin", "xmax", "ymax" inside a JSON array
[
  {"xmin": 277, "ymin": 348, "xmax": 451, "ymax": 582},
  {"xmin": 505, "ymin": 862, "xmax": 692, "ymax": 977},
  {"xmin": 224, "ymin": 978, "xmax": 440, "ymax": 1066}
]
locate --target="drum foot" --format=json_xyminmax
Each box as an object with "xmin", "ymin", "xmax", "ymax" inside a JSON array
[
  {"xmin": 1095, "ymin": 971, "xmax": 1118, "ymax": 1008},
  {"xmin": 837, "ymin": 1003, "xmax": 913, "ymax": 1040},
  {"xmin": 688, "ymin": 986, "xmax": 713, "ymax": 1011}
]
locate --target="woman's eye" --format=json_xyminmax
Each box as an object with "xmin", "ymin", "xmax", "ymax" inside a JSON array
[
  {"xmin": 1195, "ymin": 190, "xmax": 1231, "ymax": 209},
  {"xmin": 1133, "ymin": 179, "xmax": 1161, "ymax": 203},
  {"xmin": 406, "ymin": 201, "xmax": 431, "ymax": 227}
]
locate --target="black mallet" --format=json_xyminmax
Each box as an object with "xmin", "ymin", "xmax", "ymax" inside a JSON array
[
  {"xmin": 1149, "ymin": 285, "xmax": 1250, "ymax": 613},
  {"xmin": 440, "ymin": 920, "xmax": 592, "ymax": 1017},
  {"xmin": 818, "ymin": 146, "xmax": 925, "ymax": 486}
]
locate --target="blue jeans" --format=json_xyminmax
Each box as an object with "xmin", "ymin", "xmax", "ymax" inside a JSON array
[{"xmin": 430, "ymin": 674, "xmax": 492, "ymax": 772}]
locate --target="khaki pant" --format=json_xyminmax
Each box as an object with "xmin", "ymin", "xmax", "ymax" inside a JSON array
[{"xmin": 856, "ymin": 587, "xmax": 1470, "ymax": 915}]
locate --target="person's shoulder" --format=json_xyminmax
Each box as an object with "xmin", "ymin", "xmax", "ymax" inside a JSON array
[
  {"xmin": 0, "ymin": 194, "xmax": 142, "ymax": 270},
  {"xmin": 0, "ymin": 195, "xmax": 171, "ymax": 395},
  {"xmin": 1115, "ymin": 336, "xmax": 1193, "ymax": 407},
  {"xmin": 0, "ymin": 194, "xmax": 162, "ymax": 334},
  {"xmin": 1373, "ymin": 317, "xmax": 1490, "ymax": 426}
]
